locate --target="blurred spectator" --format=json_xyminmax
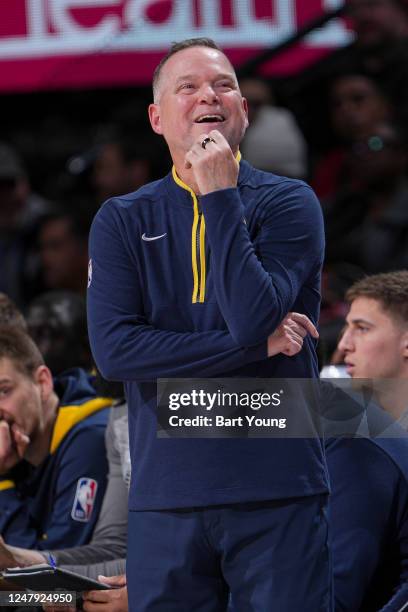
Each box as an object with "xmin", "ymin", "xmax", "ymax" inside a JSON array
[
  {"xmin": 312, "ymin": 73, "xmax": 391, "ymax": 200},
  {"xmin": 287, "ymin": 0, "xmax": 408, "ymax": 162},
  {"xmin": 89, "ymin": 125, "xmax": 171, "ymax": 203},
  {"xmin": 239, "ymin": 77, "xmax": 307, "ymax": 178},
  {"xmin": 327, "ymin": 0, "xmax": 408, "ymax": 135},
  {"xmin": 330, "ymin": 74, "xmax": 389, "ymax": 141},
  {"xmin": 324, "ymin": 121, "xmax": 408, "ymax": 274},
  {"xmin": 93, "ymin": 134, "xmax": 152, "ymax": 202},
  {"xmin": 37, "ymin": 206, "xmax": 93, "ymax": 295},
  {"xmin": 347, "ymin": 0, "xmax": 408, "ymax": 53},
  {"xmin": 0, "ymin": 143, "xmax": 51, "ymax": 308},
  {"xmin": 0, "ymin": 292, "xmax": 27, "ymax": 331},
  {"xmin": 26, "ymin": 291, "xmax": 93, "ymax": 376}
]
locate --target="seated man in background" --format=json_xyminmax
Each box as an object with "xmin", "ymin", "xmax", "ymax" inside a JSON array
[
  {"xmin": 26, "ymin": 291, "xmax": 94, "ymax": 376},
  {"xmin": 0, "ymin": 293, "xmax": 27, "ymax": 331},
  {"xmin": 0, "ymin": 142, "xmax": 52, "ymax": 309},
  {"xmin": 325, "ymin": 270, "xmax": 408, "ymax": 610},
  {"xmin": 37, "ymin": 207, "xmax": 93, "ymax": 297},
  {"xmin": 338, "ymin": 270, "xmax": 408, "ymax": 424},
  {"xmin": 0, "ymin": 401, "xmax": 128, "ymax": 612},
  {"xmin": 239, "ymin": 77, "xmax": 307, "ymax": 179},
  {"xmin": 0, "ymin": 326, "xmax": 111, "ymax": 549}
]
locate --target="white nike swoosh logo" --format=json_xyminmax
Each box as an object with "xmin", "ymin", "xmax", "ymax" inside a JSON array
[{"xmin": 141, "ymin": 232, "xmax": 167, "ymax": 241}]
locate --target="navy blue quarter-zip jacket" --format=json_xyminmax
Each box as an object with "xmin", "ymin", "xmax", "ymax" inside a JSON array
[
  {"xmin": 88, "ymin": 159, "xmax": 329, "ymax": 510},
  {"xmin": 328, "ymin": 435, "xmax": 408, "ymax": 611},
  {"xmin": 0, "ymin": 369, "xmax": 111, "ymax": 548}
]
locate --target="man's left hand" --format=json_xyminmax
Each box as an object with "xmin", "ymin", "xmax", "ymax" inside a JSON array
[
  {"xmin": 185, "ymin": 130, "xmax": 239, "ymax": 195},
  {"xmin": 82, "ymin": 574, "xmax": 127, "ymax": 612},
  {"xmin": 268, "ymin": 312, "xmax": 319, "ymax": 358}
]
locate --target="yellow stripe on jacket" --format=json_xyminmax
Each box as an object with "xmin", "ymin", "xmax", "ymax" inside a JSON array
[{"xmin": 50, "ymin": 397, "xmax": 112, "ymax": 454}]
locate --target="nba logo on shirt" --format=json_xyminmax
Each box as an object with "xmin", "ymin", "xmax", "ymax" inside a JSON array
[{"xmin": 71, "ymin": 477, "xmax": 98, "ymax": 522}]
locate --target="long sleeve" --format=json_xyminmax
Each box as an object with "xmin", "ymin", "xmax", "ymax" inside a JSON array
[
  {"xmin": 379, "ymin": 472, "xmax": 408, "ymax": 611},
  {"xmin": 50, "ymin": 413, "xmax": 127, "ymax": 566},
  {"xmin": 200, "ymin": 182, "xmax": 324, "ymax": 346},
  {"xmin": 35, "ymin": 427, "xmax": 108, "ymax": 550},
  {"xmin": 87, "ymin": 201, "xmax": 265, "ymax": 383},
  {"xmin": 0, "ymin": 483, "xmax": 31, "ymax": 545},
  {"xmin": 2, "ymin": 427, "xmax": 108, "ymax": 550},
  {"xmin": 328, "ymin": 438, "xmax": 408, "ymax": 611}
]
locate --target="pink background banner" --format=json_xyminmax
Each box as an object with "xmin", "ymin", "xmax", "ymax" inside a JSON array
[{"xmin": 0, "ymin": 0, "xmax": 351, "ymax": 92}]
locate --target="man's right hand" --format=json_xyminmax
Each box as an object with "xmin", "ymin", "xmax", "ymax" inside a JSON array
[
  {"xmin": 0, "ymin": 536, "xmax": 18, "ymax": 569},
  {"xmin": 0, "ymin": 535, "xmax": 46, "ymax": 570},
  {"xmin": 267, "ymin": 313, "xmax": 319, "ymax": 358},
  {"xmin": 0, "ymin": 421, "xmax": 29, "ymax": 475}
]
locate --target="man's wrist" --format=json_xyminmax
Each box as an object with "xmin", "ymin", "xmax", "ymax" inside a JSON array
[
  {"xmin": 267, "ymin": 335, "xmax": 283, "ymax": 358},
  {"xmin": 8, "ymin": 545, "xmax": 47, "ymax": 567}
]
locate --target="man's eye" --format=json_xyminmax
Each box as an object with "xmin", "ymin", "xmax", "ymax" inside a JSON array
[
  {"xmin": 217, "ymin": 81, "xmax": 233, "ymax": 89},
  {"xmin": 0, "ymin": 388, "xmax": 10, "ymax": 397},
  {"xmin": 180, "ymin": 83, "xmax": 195, "ymax": 91}
]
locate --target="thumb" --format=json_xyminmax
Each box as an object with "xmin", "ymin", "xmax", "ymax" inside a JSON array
[{"xmin": 98, "ymin": 574, "xmax": 126, "ymax": 588}]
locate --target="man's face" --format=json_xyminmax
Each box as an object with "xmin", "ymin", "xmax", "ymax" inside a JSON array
[
  {"xmin": 239, "ymin": 78, "xmax": 271, "ymax": 124},
  {"xmin": 338, "ymin": 297, "xmax": 408, "ymax": 378},
  {"xmin": 349, "ymin": 124, "xmax": 405, "ymax": 188},
  {"xmin": 0, "ymin": 358, "xmax": 43, "ymax": 470},
  {"xmin": 149, "ymin": 46, "xmax": 248, "ymax": 158},
  {"xmin": 92, "ymin": 143, "xmax": 128, "ymax": 201},
  {"xmin": 39, "ymin": 219, "xmax": 87, "ymax": 290},
  {"xmin": 330, "ymin": 75, "xmax": 389, "ymax": 142},
  {"xmin": 0, "ymin": 178, "xmax": 28, "ymax": 230},
  {"xmin": 348, "ymin": 0, "xmax": 408, "ymax": 48}
]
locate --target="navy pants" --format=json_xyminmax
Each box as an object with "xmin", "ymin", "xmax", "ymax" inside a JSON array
[{"xmin": 127, "ymin": 495, "xmax": 332, "ymax": 612}]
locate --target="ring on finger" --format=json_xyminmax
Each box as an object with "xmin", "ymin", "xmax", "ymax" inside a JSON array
[{"xmin": 201, "ymin": 137, "xmax": 216, "ymax": 149}]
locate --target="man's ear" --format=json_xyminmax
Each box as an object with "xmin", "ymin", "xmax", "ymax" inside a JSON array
[
  {"xmin": 148, "ymin": 103, "xmax": 163, "ymax": 135},
  {"xmin": 242, "ymin": 96, "xmax": 249, "ymax": 129},
  {"xmin": 34, "ymin": 365, "xmax": 54, "ymax": 402}
]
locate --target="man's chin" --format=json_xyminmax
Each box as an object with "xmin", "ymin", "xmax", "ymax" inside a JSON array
[{"xmin": 350, "ymin": 377, "xmax": 373, "ymax": 392}]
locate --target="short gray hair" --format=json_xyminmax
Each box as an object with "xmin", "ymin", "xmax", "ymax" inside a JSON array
[{"xmin": 152, "ymin": 38, "xmax": 224, "ymax": 102}]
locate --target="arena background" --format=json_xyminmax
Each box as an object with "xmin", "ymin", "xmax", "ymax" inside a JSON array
[{"xmin": 0, "ymin": 1, "xmax": 351, "ymax": 198}]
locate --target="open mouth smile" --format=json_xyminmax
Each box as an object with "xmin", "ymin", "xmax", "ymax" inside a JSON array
[{"xmin": 194, "ymin": 114, "xmax": 226, "ymax": 124}]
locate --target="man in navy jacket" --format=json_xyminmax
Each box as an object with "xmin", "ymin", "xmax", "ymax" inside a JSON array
[
  {"xmin": 0, "ymin": 326, "xmax": 110, "ymax": 549},
  {"xmin": 328, "ymin": 270, "xmax": 408, "ymax": 611},
  {"xmin": 88, "ymin": 38, "xmax": 330, "ymax": 611}
]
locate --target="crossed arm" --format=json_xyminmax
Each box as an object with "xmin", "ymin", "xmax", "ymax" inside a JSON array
[{"xmin": 87, "ymin": 176, "xmax": 322, "ymax": 383}]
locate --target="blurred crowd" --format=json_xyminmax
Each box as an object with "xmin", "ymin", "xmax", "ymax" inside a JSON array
[
  {"xmin": 1, "ymin": 1, "xmax": 408, "ymax": 609},
  {"xmin": 2, "ymin": 0, "xmax": 408, "ymax": 368}
]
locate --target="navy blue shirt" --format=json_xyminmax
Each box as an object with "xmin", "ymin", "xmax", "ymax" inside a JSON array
[
  {"xmin": 328, "ymin": 435, "xmax": 408, "ymax": 611},
  {"xmin": 88, "ymin": 160, "xmax": 329, "ymax": 510},
  {"xmin": 0, "ymin": 369, "xmax": 111, "ymax": 548}
]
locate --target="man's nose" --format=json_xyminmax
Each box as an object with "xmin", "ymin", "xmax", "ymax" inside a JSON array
[
  {"xmin": 338, "ymin": 329, "xmax": 353, "ymax": 352},
  {"xmin": 198, "ymin": 84, "xmax": 219, "ymax": 103}
]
